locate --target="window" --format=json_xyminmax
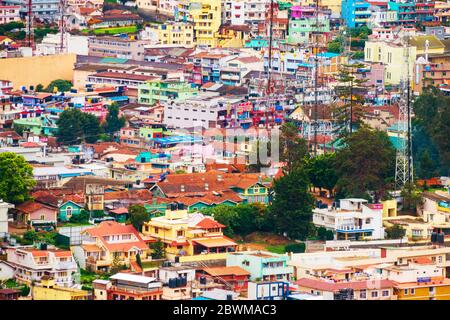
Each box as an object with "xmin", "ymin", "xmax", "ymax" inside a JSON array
[
  {"xmin": 410, "ymin": 288, "xmax": 415, "ymax": 295},
  {"xmin": 360, "ymin": 289, "xmax": 367, "ymax": 299},
  {"xmin": 382, "ymin": 290, "xmax": 389, "ymax": 297},
  {"xmin": 371, "ymin": 291, "xmax": 378, "ymax": 298},
  {"xmin": 404, "ymin": 289, "xmax": 409, "ymax": 295}
]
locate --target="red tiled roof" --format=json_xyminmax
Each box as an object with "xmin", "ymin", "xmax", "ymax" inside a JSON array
[
  {"xmin": 202, "ymin": 266, "xmax": 250, "ymax": 277},
  {"xmin": 196, "ymin": 218, "xmax": 225, "ymax": 229},
  {"xmin": 16, "ymin": 201, "xmax": 54, "ymax": 214},
  {"xmin": 296, "ymin": 278, "xmax": 395, "ymax": 292}
]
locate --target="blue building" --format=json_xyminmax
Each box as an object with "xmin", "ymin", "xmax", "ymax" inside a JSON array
[{"xmin": 341, "ymin": 0, "xmax": 372, "ymax": 28}]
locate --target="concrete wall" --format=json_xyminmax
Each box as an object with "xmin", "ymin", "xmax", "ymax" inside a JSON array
[{"xmin": 0, "ymin": 54, "xmax": 76, "ymax": 90}]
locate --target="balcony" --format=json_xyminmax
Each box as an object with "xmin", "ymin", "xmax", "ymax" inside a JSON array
[
  {"xmin": 336, "ymin": 225, "xmax": 374, "ymax": 233},
  {"xmin": 261, "ymin": 266, "xmax": 293, "ymax": 276}
]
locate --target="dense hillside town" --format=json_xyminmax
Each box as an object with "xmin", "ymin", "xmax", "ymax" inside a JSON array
[{"xmin": 0, "ymin": 0, "xmax": 449, "ymax": 303}]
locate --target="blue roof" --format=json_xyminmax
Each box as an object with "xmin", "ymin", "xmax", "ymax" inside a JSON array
[
  {"xmin": 153, "ymin": 135, "xmax": 203, "ymax": 146},
  {"xmin": 192, "ymin": 297, "xmax": 213, "ymax": 300},
  {"xmin": 108, "ymin": 96, "xmax": 129, "ymax": 102},
  {"xmin": 317, "ymin": 52, "xmax": 340, "ymax": 58}
]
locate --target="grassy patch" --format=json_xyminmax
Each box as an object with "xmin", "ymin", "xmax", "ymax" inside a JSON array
[
  {"xmin": 82, "ymin": 26, "xmax": 138, "ymax": 35},
  {"xmin": 141, "ymin": 260, "xmax": 163, "ymax": 269},
  {"xmin": 265, "ymin": 245, "xmax": 287, "ymax": 254}
]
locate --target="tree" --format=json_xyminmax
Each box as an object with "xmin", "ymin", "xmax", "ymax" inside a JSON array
[
  {"xmin": 150, "ymin": 239, "xmax": 165, "ymax": 259},
  {"xmin": 385, "ymin": 225, "xmax": 406, "ymax": 239},
  {"xmin": 45, "ymin": 79, "xmax": 72, "ymax": 93},
  {"xmin": 203, "ymin": 205, "xmax": 239, "ymax": 237},
  {"xmin": 418, "ymin": 149, "xmax": 437, "ymax": 179},
  {"xmin": 128, "ymin": 204, "xmax": 150, "ymax": 232},
  {"xmin": 35, "ymin": 84, "xmax": 44, "ymax": 92},
  {"xmin": 102, "ymin": 103, "xmax": 126, "ymax": 137},
  {"xmin": 333, "ymin": 62, "xmax": 368, "ymax": 137},
  {"xmin": 0, "ymin": 153, "xmax": 35, "ymax": 204},
  {"xmin": 22, "ymin": 230, "xmax": 38, "ymax": 244},
  {"xmin": 279, "ymin": 122, "xmax": 309, "ymax": 173},
  {"xmin": 56, "ymin": 109, "xmax": 101, "ymax": 145},
  {"xmin": 317, "ymin": 227, "xmax": 334, "ymax": 241},
  {"xmin": 401, "ymin": 182, "xmax": 423, "ymax": 213},
  {"xmin": 306, "ymin": 153, "xmax": 338, "ymax": 196},
  {"xmin": 335, "ymin": 127, "xmax": 396, "ymax": 201},
  {"xmin": 413, "ymin": 87, "xmax": 450, "ymax": 176},
  {"xmin": 135, "ymin": 253, "xmax": 142, "ymax": 268},
  {"xmin": 269, "ymin": 169, "xmax": 315, "ymax": 240}
]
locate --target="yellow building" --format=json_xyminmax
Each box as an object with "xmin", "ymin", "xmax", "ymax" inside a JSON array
[
  {"xmin": 302, "ymin": 0, "xmax": 342, "ymax": 14},
  {"xmin": 151, "ymin": 22, "xmax": 194, "ymax": 47},
  {"xmin": 142, "ymin": 207, "xmax": 237, "ymax": 262},
  {"xmin": 190, "ymin": 0, "xmax": 222, "ymax": 47},
  {"xmin": 382, "ymin": 199, "xmax": 397, "ymax": 219},
  {"xmin": 383, "ymin": 216, "xmax": 433, "ymax": 242},
  {"xmin": 32, "ymin": 277, "xmax": 89, "ymax": 300},
  {"xmin": 394, "ymin": 279, "xmax": 450, "ymax": 300},
  {"xmin": 364, "ymin": 40, "xmax": 416, "ymax": 85}
]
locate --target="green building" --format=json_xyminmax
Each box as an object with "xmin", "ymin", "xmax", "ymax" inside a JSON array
[
  {"xmin": 138, "ymin": 80, "xmax": 198, "ymax": 105},
  {"xmin": 287, "ymin": 17, "xmax": 330, "ymax": 45}
]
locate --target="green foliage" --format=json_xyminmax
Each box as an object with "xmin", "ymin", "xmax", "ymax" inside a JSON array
[
  {"xmin": 418, "ymin": 149, "xmax": 437, "ymax": 180},
  {"xmin": 56, "ymin": 108, "xmax": 101, "ymax": 145},
  {"xmin": 0, "ymin": 152, "xmax": 35, "ymax": 204},
  {"xmin": 401, "ymin": 182, "xmax": 423, "ymax": 213},
  {"xmin": 174, "ymin": 169, "xmax": 187, "ymax": 174},
  {"xmin": 385, "ymin": 225, "xmax": 406, "ymax": 239},
  {"xmin": 317, "ymin": 227, "xmax": 334, "ymax": 241},
  {"xmin": 266, "ymin": 244, "xmax": 286, "ymax": 254},
  {"xmin": 136, "ymin": 253, "xmax": 142, "ymax": 268},
  {"xmin": 333, "ymin": 62, "xmax": 368, "ymax": 137},
  {"xmin": 203, "ymin": 203, "xmax": 270, "ymax": 237},
  {"xmin": 413, "ymin": 88, "xmax": 450, "ymax": 176},
  {"xmin": 34, "ymin": 27, "xmax": 58, "ymax": 42},
  {"xmin": 20, "ymin": 285, "xmax": 30, "ymax": 296},
  {"xmin": 102, "ymin": 103, "xmax": 126, "ymax": 136},
  {"xmin": 35, "ymin": 84, "xmax": 44, "ymax": 92},
  {"xmin": 45, "ymin": 79, "xmax": 72, "ymax": 93},
  {"xmin": 328, "ymin": 39, "xmax": 343, "ymax": 53},
  {"xmin": 0, "ymin": 21, "xmax": 25, "ymax": 34},
  {"xmin": 279, "ymin": 122, "xmax": 308, "ymax": 173},
  {"xmin": 22, "ymin": 230, "xmax": 38, "ymax": 244},
  {"xmin": 305, "ymin": 153, "xmax": 338, "ymax": 196},
  {"xmin": 150, "ymin": 239, "xmax": 165, "ymax": 259},
  {"xmin": 335, "ymin": 127, "xmax": 396, "ymax": 201},
  {"xmin": 269, "ymin": 169, "xmax": 315, "ymax": 240},
  {"xmin": 128, "ymin": 204, "xmax": 150, "ymax": 231},
  {"xmin": 351, "ymin": 51, "xmax": 365, "ymax": 60},
  {"xmin": 69, "ymin": 210, "xmax": 90, "ymax": 224},
  {"xmin": 285, "ymin": 242, "xmax": 306, "ymax": 253}
]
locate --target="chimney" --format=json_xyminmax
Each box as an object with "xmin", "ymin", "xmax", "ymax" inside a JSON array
[{"xmin": 205, "ymin": 183, "xmax": 209, "ymax": 191}]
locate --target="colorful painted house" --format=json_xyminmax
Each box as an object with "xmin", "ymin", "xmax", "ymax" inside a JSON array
[
  {"xmin": 15, "ymin": 201, "xmax": 58, "ymax": 228},
  {"xmin": 138, "ymin": 80, "xmax": 198, "ymax": 106}
]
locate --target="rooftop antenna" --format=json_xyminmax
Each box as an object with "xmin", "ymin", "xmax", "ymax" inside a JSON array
[{"xmin": 59, "ymin": 0, "xmax": 67, "ymax": 53}]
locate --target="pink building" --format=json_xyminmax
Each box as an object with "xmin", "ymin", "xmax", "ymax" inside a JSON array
[
  {"xmin": 289, "ymin": 6, "xmax": 315, "ymax": 19},
  {"xmin": 0, "ymin": 5, "xmax": 20, "ymax": 25}
]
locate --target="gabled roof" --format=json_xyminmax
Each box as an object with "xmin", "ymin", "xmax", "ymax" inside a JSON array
[
  {"xmin": 196, "ymin": 218, "xmax": 225, "ymax": 229},
  {"xmin": 16, "ymin": 201, "xmax": 55, "ymax": 214},
  {"xmin": 202, "ymin": 266, "xmax": 250, "ymax": 277},
  {"xmin": 297, "ymin": 278, "xmax": 395, "ymax": 292}
]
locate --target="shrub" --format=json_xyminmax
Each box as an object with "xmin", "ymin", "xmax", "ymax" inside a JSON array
[{"xmin": 285, "ymin": 243, "xmax": 305, "ymax": 253}]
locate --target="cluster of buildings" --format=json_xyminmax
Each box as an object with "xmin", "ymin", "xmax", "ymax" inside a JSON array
[{"xmin": 1, "ymin": 0, "xmax": 450, "ymax": 302}]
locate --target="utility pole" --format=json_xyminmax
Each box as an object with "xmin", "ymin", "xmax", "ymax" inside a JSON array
[
  {"xmin": 59, "ymin": 0, "xmax": 67, "ymax": 53},
  {"xmin": 313, "ymin": 0, "xmax": 320, "ymax": 156},
  {"xmin": 266, "ymin": 0, "xmax": 274, "ymax": 96},
  {"xmin": 27, "ymin": 0, "xmax": 33, "ymax": 48}
]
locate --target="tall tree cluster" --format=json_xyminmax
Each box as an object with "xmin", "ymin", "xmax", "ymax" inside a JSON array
[{"xmin": 56, "ymin": 109, "xmax": 101, "ymax": 145}]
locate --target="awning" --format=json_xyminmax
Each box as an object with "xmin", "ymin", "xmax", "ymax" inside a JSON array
[{"xmin": 193, "ymin": 237, "xmax": 237, "ymax": 248}]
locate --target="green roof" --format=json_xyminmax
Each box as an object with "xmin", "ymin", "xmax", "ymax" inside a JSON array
[{"xmin": 100, "ymin": 57, "xmax": 129, "ymax": 64}]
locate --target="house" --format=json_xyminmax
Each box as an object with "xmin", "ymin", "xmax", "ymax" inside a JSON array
[
  {"xmin": 79, "ymin": 221, "xmax": 152, "ymax": 273},
  {"xmin": 92, "ymin": 273, "xmax": 163, "ymax": 300},
  {"xmin": 142, "ymin": 206, "xmax": 238, "ymax": 262},
  {"xmin": 418, "ymin": 191, "xmax": 450, "ymax": 225},
  {"xmin": 0, "ymin": 289, "xmax": 20, "ymax": 300},
  {"xmin": 15, "ymin": 201, "xmax": 58, "ymax": 229},
  {"xmin": 0, "ymin": 261, "xmax": 15, "ymax": 281},
  {"xmin": 32, "ymin": 276, "xmax": 89, "ymax": 300},
  {"xmin": 150, "ymin": 170, "xmax": 270, "ymax": 205},
  {"xmin": 313, "ymin": 198, "xmax": 385, "ymax": 240},
  {"xmin": 6, "ymin": 247, "xmax": 78, "ymax": 287},
  {"xmin": 0, "ymin": 5, "xmax": 20, "ymax": 25},
  {"xmin": 0, "ymin": 36, "xmax": 15, "ymax": 47},
  {"xmin": 32, "ymin": 190, "xmax": 85, "ymax": 222},
  {"xmin": 296, "ymin": 277, "xmax": 395, "ymax": 300},
  {"xmin": 197, "ymin": 266, "xmax": 250, "ymax": 292},
  {"xmin": 0, "ymin": 200, "xmax": 13, "ymax": 237},
  {"xmin": 226, "ymin": 251, "xmax": 293, "ymax": 282}
]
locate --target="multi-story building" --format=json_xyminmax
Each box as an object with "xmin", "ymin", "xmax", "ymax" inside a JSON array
[
  {"xmin": 287, "ymin": 7, "xmax": 330, "ymax": 45},
  {"xmin": 415, "ymin": 62, "xmax": 450, "ymax": 94},
  {"xmin": 341, "ymin": 0, "xmax": 371, "ymax": 28},
  {"xmin": 222, "ymin": 0, "xmax": 270, "ymax": 31},
  {"xmin": 0, "ymin": 5, "xmax": 20, "ymax": 24},
  {"xmin": 32, "ymin": 276, "xmax": 89, "ymax": 300},
  {"xmin": 3, "ymin": 0, "xmax": 59, "ymax": 21},
  {"xmin": 149, "ymin": 22, "xmax": 194, "ymax": 46},
  {"xmin": 93, "ymin": 273, "xmax": 163, "ymax": 300},
  {"xmin": 142, "ymin": 207, "xmax": 238, "ymax": 263},
  {"xmin": 0, "ymin": 97, "xmax": 21, "ymax": 129},
  {"xmin": 364, "ymin": 39, "xmax": 416, "ymax": 85},
  {"xmin": 138, "ymin": 80, "xmax": 198, "ymax": 106},
  {"xmin": 189, "ymin": 51, "xmax": 234, "ymax": 85},
  {"xmin": 78, "ymin": 221, "xmax": 151, "ymax": 273},
  {"xmin": 0, "ymin": 200, "xmax": 13, "ymax": 238},
  {"xmin": 88, "ymin": 36, "xmax": 147, "ymax": 61},
  {"xmin": 6, "ymin": 247, "xmax": 78, "ymax": 287},
  {"xmin": 226, "ymin": 251, "xmax": 293, "ymax": 282},
  {"xmin": 190, "ymin": 0, "xmax": 222, "ymax": 47},
  {"xmin": 313, "ymin": 198, "xmax": 385, "ymax": 240}
]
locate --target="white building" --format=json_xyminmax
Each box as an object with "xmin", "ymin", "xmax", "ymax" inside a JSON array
[
  {"xmin": 0, "ymin": 200, "xmax": 14, "ymax": 238},
  {"xmin": 0, "ymin": 5, "xmax": 21, "ymax": 24},
  {"xmin": 158, "ymin": 265, "xmax": 196, "ymax": 284},
  {"xmin": 2, "ymin": 0, "xmax": 60, "ymax": 21},
  {"xmin": 36, "ymin": 33, "xmax": 89, "ymax": 56},
  {"xmin": 222, "ymin": 0, "xmax": 269, "ymax": 29},
  {"xmin": 313, "ymin": 198, "xmax": 385, "ymax": 240},
  {"xmin": 6, "ymin": 247, "xmax": 78, "ymax": 287},
  {"xmin": 163, "ymin": 92, "xmax": 229, "ymax": 129}
]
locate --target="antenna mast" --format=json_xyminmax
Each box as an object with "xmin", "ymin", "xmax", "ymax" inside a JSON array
[{"xmin": 395, "ymin": 34, "xmax": 414, "ymax": 190}]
